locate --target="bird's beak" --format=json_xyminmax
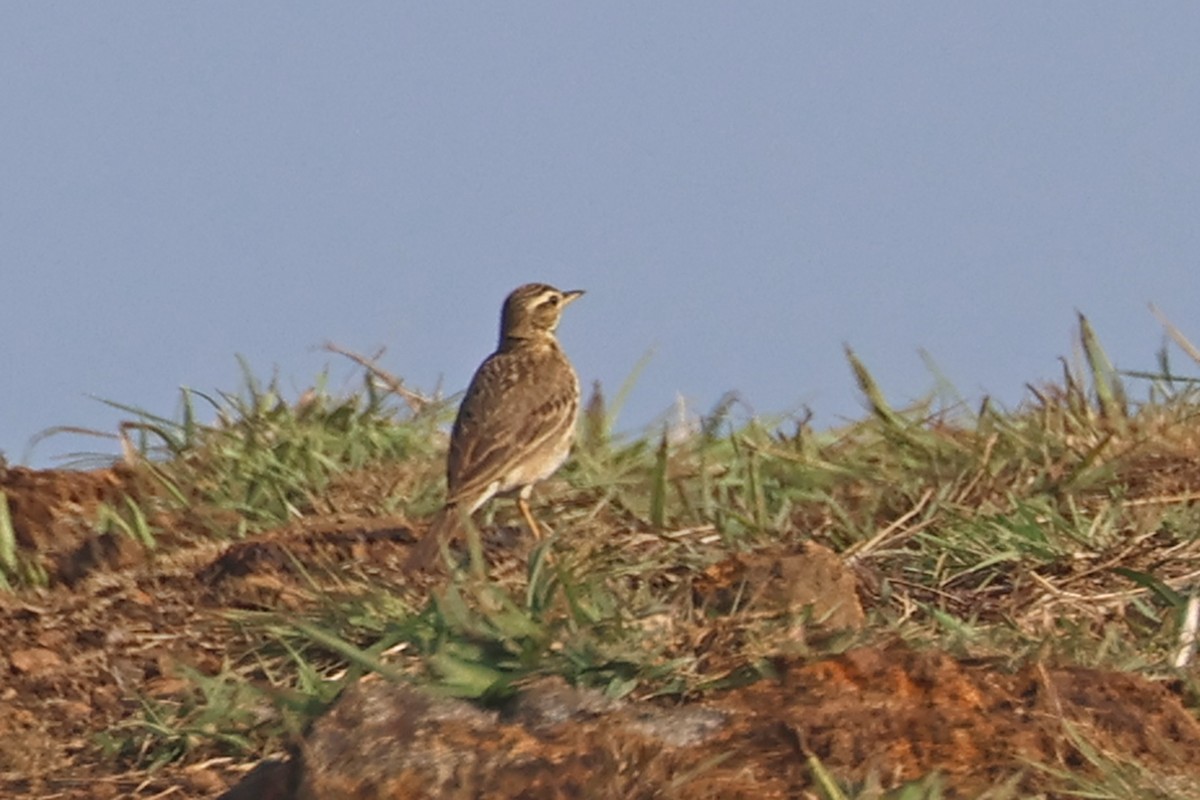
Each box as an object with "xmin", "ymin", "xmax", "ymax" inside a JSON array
[{"xmin": 562, "ymin": 290, "xmax": 585, "ymax": 305}]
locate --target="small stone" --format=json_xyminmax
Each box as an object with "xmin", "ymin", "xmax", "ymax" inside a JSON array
[
  {"xmin": 10, "ymin": 647, "xmax": 63, "ymax": 674},
  {"xmin": 55, "ymin": 700, "xmax": 93, "ymax": 721},
  {"xmin": 35, "ymin": 629, "xmax": 68, "ymax": 649},
  {"xmin": 146, "ymin": 676, "xmax": 193, "ymax": 697},
  {"xmin": 184, "ymin": 767, "xmax": 226, "ymax": 793},
  {"xmin": 87, "ymin": 781, "xmax": 119, "ymax": 800}
]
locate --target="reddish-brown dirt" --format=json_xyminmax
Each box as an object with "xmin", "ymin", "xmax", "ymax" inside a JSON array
[
  {"xmin": 272, "ymin": 648, "xmax": 1200, "ymax": 800},
  {"xmin": 2, "ymin": 463, "xmax": 1200, "ymax": 798}
]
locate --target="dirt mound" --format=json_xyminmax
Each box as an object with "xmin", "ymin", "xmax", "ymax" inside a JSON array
[
  {"xmin": 198, "ymin": 515, "xmax": 419, "ymax": 609},
  {"xmin": 2, "ymin": 464, "xmax": 1200, "ymax": 798},
  {"xmin": 0, "ymin": 464, "xmax": 150, "ymax": 583},
  {"xmin": 216, "ymin": 645, "xmax": 1200, "ymax": 799}
]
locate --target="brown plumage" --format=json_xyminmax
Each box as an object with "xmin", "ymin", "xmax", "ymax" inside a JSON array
[{"xmin": 406, "ymin": 283, "xmax": 584, "ymax": 570}]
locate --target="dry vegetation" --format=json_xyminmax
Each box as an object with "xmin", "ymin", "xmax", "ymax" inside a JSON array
[{"xmin": 1, "ymin": 317, "xmax": 1200, "ymax": 798}]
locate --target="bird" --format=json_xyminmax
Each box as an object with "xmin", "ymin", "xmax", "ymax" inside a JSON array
[{"xmin": 406, "ymin": 283, "xmax": 584, "ymax": 570}]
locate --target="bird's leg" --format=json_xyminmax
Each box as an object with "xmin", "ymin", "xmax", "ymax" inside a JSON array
[{"xmin": 518, "ymin": 494, "xmax": 543, "ymax": 539}]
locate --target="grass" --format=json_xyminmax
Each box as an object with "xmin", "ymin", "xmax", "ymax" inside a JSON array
[{"xmin": 10, "ymin": 318, "xmax": 1200, "ymax": 796}]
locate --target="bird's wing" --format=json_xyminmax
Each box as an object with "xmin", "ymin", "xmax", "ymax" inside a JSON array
[{"xmin": 446, "ymin": 348, "xmax": 576, "ymax": 506}]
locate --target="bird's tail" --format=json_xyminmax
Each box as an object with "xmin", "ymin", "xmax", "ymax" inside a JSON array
[{"xmin": 404, "ymin": 505, "xmax": 461, "ymax": 572}]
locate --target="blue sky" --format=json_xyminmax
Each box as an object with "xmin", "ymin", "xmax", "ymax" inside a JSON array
[{"xmin": 3, "ymin": 5, "xmax": 1198, "ymax": 466}]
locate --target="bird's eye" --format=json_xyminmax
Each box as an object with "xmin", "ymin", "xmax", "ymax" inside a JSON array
[{"xmin": 545, "ymin": 295, "xmax": 560, "ymax": 306}]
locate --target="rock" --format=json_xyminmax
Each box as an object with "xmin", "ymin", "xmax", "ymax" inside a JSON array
[
  {"xmin": 216, "ymin": 758, "xmax": 295, "ymax": 800},
  {"xmin": 693, "ymin": 542, "xmax": 865, "ymax": 632},
  {"xmin": 220, "ymin": 643, "xmax": 1200, "ymax": 799},
  {"xmin": 295, "ymin": 676, "xmax": 734, "ymax": 800},
  {"xmin": 10, "ymin": 647, "xmax": 63, "ymax": 674}
]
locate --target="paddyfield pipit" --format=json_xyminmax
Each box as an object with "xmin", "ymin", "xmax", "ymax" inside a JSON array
[{"xmin": 406, "ymin": 283, "xmax": 584, "ymax": 570}]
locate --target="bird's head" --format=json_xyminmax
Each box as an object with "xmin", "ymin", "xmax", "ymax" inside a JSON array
[{"xmin": 500, "ymin": 283, "xmax": 584, "ymax": 342}]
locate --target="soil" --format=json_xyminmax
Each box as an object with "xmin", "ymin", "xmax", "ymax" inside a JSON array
[{"xmin": 2, "ymin": 462, "xmax": 1199, "ymax": 799}]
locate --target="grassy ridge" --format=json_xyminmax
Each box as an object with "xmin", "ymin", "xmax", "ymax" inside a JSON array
[{"xmin": 14, "ymin": 319, "xmax": 1200, "ymax": 797}]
